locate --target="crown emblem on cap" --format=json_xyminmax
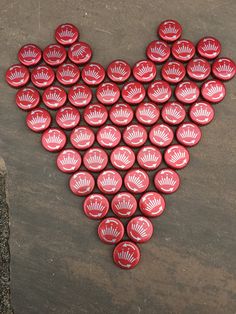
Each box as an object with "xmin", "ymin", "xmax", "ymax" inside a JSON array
[
  {"xmin": 86, "ymin": 154, "xmax": 105, "ymax": 165},
  {"xmin": 8, "ymin": 70, "xmax": 25, "ymax": 81},
  {"xmin": 152, "ymin": 86, "xmax": 168, "ymax": 97},
  {"xmin": 99, "ymin": 87, "xmax": 116, "ymax": 98},
  {"xmin": 46, "ymin": 91, "xmax": 63, "ymax": 102},
  {"xmin": 71, "ymin": 90, "xmax": 89, "ymax": 101},
  {"xmin": 126, "ymin": 86, "xmax": 142, "ymax": 98},
  {"xmin": 169, "ymin": 150, "xmax": 186, "ymax": 163},
  {"xmin": 202, "ymin": 41, "xmax": 218, "ymax": 52},
  {"xmin": 100, "ymin": 130, "xmax": 117, "ymax": 142},
  {"xmin": 72, "ymin": 45, "xmax": 87, "ymax": 57},
  {"xmin": 33, "ymin": 70, "xmax": 51, "ymax": 81},
  {"xmin": 216, "ymin": 62, "xmax": 234, "ymax": 73},
  {"xmin": 100, "ymin": 175, "xmax": 118, "ymax": 187},
  {"xmin": 158, "ymin": 175, "xmax": 177, "ymax": 186},
  {"xmin": 29, "ymin": 114, "xmax": 47, "ymax": 126},
  {"xmin": 73, "ymin": 132, "xmax": 91, "ymax": 143},
  {"xmin": 111, "ymin": 65, "xmax": 127, "ymax": 77},
  {"xmin": 86, "ymin": 109, "xmax": 105, "ymax": 121},
  {"xmin": 190, "ymin": 62, "xmax": 208, "ymax": 73},
  {"xmin": 165, "ymin": 107, "xmax": 182, "ymax": 119},
  {"xmin": 73, "ymin": 178, "xmax": 91, "ymax": 190},
  {"xmin": 59, "ymin": 112, "xmax": 77, "ymax": 123},
  {"xmin": 115, "ymin": 199, "xmax": 134, "ymax": 211},
  {"xmin": 179, "ymin": 128, "xmax": 198, "ymax": 139},
  {"xmin": 60, "ymin": 68, "xmax": 77, "ymax": 78},
  {"xmin": 165, "ymin": 66, "xmax": 182, "ymax": 76},
  {"xmin": 60, "ymin": 155, "xmax": 79, "ymax": 166},
  {"xmin": 131, "ymin": 222, "xmax": 148, "ymax": 238},
  {"xmin": 139, "ymin": 108, "xmax": 156, "ymax": 119},
  {"xmin": 193, "ymin": 107, "xmax": 211, "ymax": 117},
  {"xmin": 145, "ymin": 198, "xmax": 162, "ymax": 212},
  {"xmin": 117, "ymin": 249, "xmax": 136, "ymax": 263},
  {"xmin": 85, "ymin": 69, "xmax": 101, "ymax": 80},
  {"xmin": 101, "ymin": 226, "xmax": 120, "ymax": 238},
  {"xmin": 206, "ymin": 84, "xmax": 222, "ymax": 96},
  {"xmin": 128, "ymin": 175, "xmax": 144, "ymax": 189},
  {"xmin": 150, "ymin": 46, "xmax": 166, "ymax": 56},
  {"xmin": 59, "ymin": 28, "xmax": 75, "ymax": 38},
  {"xmin": 154, "ymin": 128, "xmax": 170, "ymax": 142},
  {"xmin": 114, "ymin": 152, "xmax": 131, "ymax": 165},
  {"xmin": 46, "ymin": 49, "xmax": 63, "ymax": 59},
  {"xmin": 21, "ymin": 48, "xmax": 38, "ymax": 59},
  {"xmin": 112, "ymin": 108, "xmax": 131, "ymax": 119},
  {"xmin": 176, "ymin": 44, "xmax": 193, "ymax": 55},
  {"xmin": 18, "ymin": 93, "xmax": 36, "ymax": 103},
  {"xmin": 127, "ymin": 129, "xmax": 144, "ymax": 141},
  {"xmin": 137, "ymin": 65, "xmax": 153, "ymax": 77},
  {"xmin": 162, "ymin": 25, "xmax": 178, "ymax": 35},
  {"xmin": 86, "ymin": 201, "xmax": 105, "ymax": 212},
  {"xmin": 179, "ymin": 86, "xmax": 196, "ymax": 97},
  {"xmin": 140, "ymin": 152, "xmax": 159, "ymax": 163}
]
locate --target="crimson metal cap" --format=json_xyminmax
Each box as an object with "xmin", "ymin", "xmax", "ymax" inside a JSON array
[
  {"xmin": 137, "ymin": 146, "xmax": 162, "ymax": 170},
  {"xmin": 83, "ymin": 103, "xmax": 108, "ymax": 127},
  {"xmin": 189, "ymin": 101, "xmax": 215, "ymax": 126},
  {"xmin": 161, "ymin": 61, "xmax": 186, "ymax": 84},
  {"xmin": 113, "ymin": 241, "xmax": 141, "ymax": 269},
  {"xmin": 139, "ymin": 192, "xmax": 166, "ymax": 217},
  {"xmin": 135, "ymin": 102, "xmax": 160, "ymax": 125},
  {"xmin": 172, "ymin": 39, "xmax": 195, "ymax": 62},
  {"xmin": 41, "ymin": 128, "xmax": 67, "ymax": 152},
  {"xmin": 56, "ymin": 63, "xmax": 80, "ymax": 86},
  {"xmin": 43, "ymin": 44, "xmax": 67, "ymax": 66},
  {"xmin": 158, "ymin": 20, "xmax": 182, "ymax": 42},
  {"xmin": 111, "ymin": 192, "xmax": 137, "ymax": 218},
  {"xmin": 212, "ymin": 58, "xmax": 236, "ymax": 81},
  {"xmin": 110, "ymin": 146, "xmax": 135, "ymax": 170},
  {"xmin": 69, "ymin": 171, "xmax": 95, "ymax": 196},
  {"xmin": 197, "ymin": 37, "xmax": 221, "ymax": 59},
  {"xmin": 31, "ymin": 65, "xmax": 55, "ymax": 88},
  {"xmin": 164, "ymin": 144, "xmax": 190, "ymax": 169},
  {"xmin": 161, "ymin": 101, "xmax": 186, "ymax": 125},
  {"xmin": 98, "ymin": 217, "xmax": 124, "ymax": 244},
  {"xmin": 83, "ymin": 194, "xmax": 109, "ymax": 219},
  {"xmin": 96, "ymin": 82, "xmax": 120, "ymax": 105},
  {"xmin": 176, "ymin": 122, "xmax": 202, "ymax": 147},
  {"xmin": 124, "ymin": 169, "xmax": 150, "ymax": 194},
  {"xmin": 68, "ymin": 41, "xmax": 92, "ymax": 65},
  {"xmin": 70, "ymin": 126, "xmax": 95, "ymax": 150},
  {"xmin": 123, "ymin": 124, "xmax": 148, "ymax": 148},
  {"xmin": 175, "ymin": 81, "xmax": 200, "ymax": 104},
  {"xmin": 147, "ymin": 80, "xmax": 172, "ymax": 103},
  {"xmin": 109, "ymin": 103, "xmax": 134, "ymax": 126},
  {"xmin": 26, "ymin": 108, "xmax": 51, "ymax": 132},
  {"xmin": 68, "ymin": 83, "xmax": 92, "ymax": 107},
  {"xmin": 201, "ymin": 79, "xmax": 226, "ymax": 103},
  {"xmin": 42, "ymin": 86, "xmax": 67, "ymax": 109},
  {"xmin": 83, "ymin": 148, "xmax": 108, "ymax": 172},
  {"xmin": 18, "ymin": 44, "xmax": 42, "ymax": 66},
  {"xmin": 56, "ymin": 106, "xmax": 80, "ymax": 129},
  {"xmin": 55, "ymin": 23, "xmax": 79, "ymax": 45},
  {"xmin": 6, "ymin": 64, "xmax": 30, "ymax": 88},
  {"xmin": 81, "ymin": 62, "xmax": 105, "ymax": 86},
  {"xmin": 149, "ymin": 124, "xmax": 174, "ymax": 147},
  {"xmin": 154, "ymin": 168, "xmax": 180, "ymax": 194},
  {"xmin": 122, "ymin": 81, "xmax": 146, "ymax": 104},
  {"xmin": 187, "ymin": 58, "xmax": 211, "ymax": 81},
  {"xmin": 56, "ymin": 149, "xmax": 81, "ymax": 173},
  {"xmin": 96, "ymin": 125, "xmax": 121, "ymax": 148},
  {"xmin": 107, "ymin": 60, "xmax": 131, "ymax": 83},
  {"xmin": 16, "ymin": 87, "xmax": 40, "ymax": 110},
  {"xmin": 127, "ymin": 216, "xmax": 153, "ymax": 243},
  {"xmin": 97, "ymin": 170, "xmax": 122, "ymax": 194},
  {"xmin": 146, "ymin": 40, "xmax": 171, "ymax": 63},
  {"xmin": 132, "ymin": 60, "xmax": 157, "ymax": 83}
]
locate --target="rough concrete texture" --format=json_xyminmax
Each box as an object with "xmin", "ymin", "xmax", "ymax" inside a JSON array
[{"xmin": 1, "ymin": 0, "xmax": 236, "ymax": 313}]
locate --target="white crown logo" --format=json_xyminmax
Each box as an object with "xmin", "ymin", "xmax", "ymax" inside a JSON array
[
  {"xmin": 115, "ymin": 199, "xmax": 134, "ymax": 211},
  {"xmin": 202, "ymin": 42, "xmax": 218, "ymax": 52},
  {"xmin": 46, "ymin": 91, "xmax": 62, "ymax": 102},
  {"xmin": 145, "ymin": 198, "xmax": 161, "ymax": 212},
  {"xmin": 73, "ymin": 132, "xmax": 91, "ymax": 143},
  {"xmin": 99, "ymin": 87, "xmax": 116, "ymax": 98},
  {"xmin": 87, "ymin": 201, "xmax": 105, "ymax": 212},
  {"xmin": 85, "ymin": 69, "xmax": 101, "ymax": 80},
  {"xmin": 21, "ymin": 48, "xmax": 38, "ymax": 59},
  {"xmin": 126, "ymin": 87, "xmax": 141, "ymax": 99},
  {"xmin": 206, "ymin": 85, "xmax": 222, "ymax": 97},
  {"xmin": 165, "ymin": 66, "xmax": 182, "ymax": 76},
  {"xmin": 100, "ymin": 130, "xmax": 117, "ymax": 142},
  {"xmin": 131, "ymin": 223, "xmax": 147, "ymax": 238},
  {"xmin": 193, "ymin": 107, "xmax": 211, "ymax": 118},
  {"xmin": 140, "ymin": 152, "xmax": 159, "ymax": 163},
  {"xmin": 127, "ymin": 130, "xmax": 143, "ymax": 141},
  {"xmin": 111, "ymin": 65, "xmax": 127, "ymax": 76},
  {"xmin": 59, "ymin": 28, "xmax": 75, "ymax": 38},
  {"xmin": 114, "ymin": 152, "xmax": 130, "ymax": 165},
  {"xmin": 72, "ymin": 45, "xmax": 86, "ymax": 57},
  {"xmin": 29, "ymin": 114, "xmax": 47, "ymax": 125},
  {"xmin": 152, "ymin": 86, "xmax": 168, "ymax": 97},
  {"xmin": 33, "ymin": 70, "xmax": 50, "ymax": 81},
  {"xmin": 151, "ymin": 46, "xmax": 166, "ymax": 56},
  {"xmin": 61, "ymin": 68, "xmax": 76, "ymax": 78},
  {"xmin": 18, "ymin": 93, "xmax": 35, "ymax": 103},
  {"xmin": 8, "ymin": 70, "xmax": 25, "ymax": 81},
  {"xmin": 176, "ymin": 44, "xmax": 193, "ymax": 55},
  {"xmin": 137, "ymin": 65, "xmax": 153, "ymax": 77},
  {"xmin": 71, "ymin": 91, "xmax": 88, "ymax": 101},
  {"xmin": 87, "ymin": 110, "xmax": 104, "ymax": 120},
  {"xmin": 216, "ymin": 62, "xmax": 234, "ymax": 73},
  {"xmin": 86, "ymin": 154, "xmax": 104, "ymax": 165},
  {"xmin": 118, "ymin": 249, "xmax": 136, "ymax": 263},
  {"xmin": 158, "ymin": 175, "xmax": 176, "ymax": 186},
  {"xmin": 73, "ymin": 178, "xmax": 90, "ymax": 190},
  {"xmin": 46, "ymin": 49, "xmax": 63, "ymax": 59},
  {"xmin": 169, "ymin": 150, "xmax": 186, "ymax": 163},
  {"xmin": 100, "ymin": 176, "xmax": 118, "ymax": 187},
  {"xmin": 59, "ymin": 112, "xmax": 77, "ymax": 123},
  {"xmin": 179, "ymin": 86, "xmax": 196, "ymax": 97},
  {"xmin": 60, "ymin": 155, "xmax": 79, "ymax": 166},
  {"xmin": 112, "ymin": 108, "xmax": 131, "ymax": 119},
  {"xmin": 154, "ymin": 129, "xmax": 170, "ymax": 142},
  {"xmin": 162, "ymin": 25, "xmax": 178, "ymax": 35},
  {"xmin": 45, "ymin": 134, "xmax": 63, "ymax": 144},
  {"xmin": 101, "ymin": 226, "xmax": 120, "ymax": 238},
  {"xmin": 180, "ymin": 128, "xmax": 198, "ymax": 139},
  {"xmin": 139, "ymin": 108, "xmax": 156, "ymax": 119},
  {"xmin": 190, "ymin": 63, "xmax": 208, "ymax": 73},
  {"xmin": 128, "ymin": 175, "xmax": 144, "ymax": 188},
  {"xmin": 165, "ymin": 107, "xmax": 181, "ymax": 119}
]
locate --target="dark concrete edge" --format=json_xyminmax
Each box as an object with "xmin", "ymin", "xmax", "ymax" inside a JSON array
[{"xmin": 0, "ymin": 157, "xmax": 13, "ymax": 314}]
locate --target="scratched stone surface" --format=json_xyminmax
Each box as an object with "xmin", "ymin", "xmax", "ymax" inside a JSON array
[{"xmin": 0, "ymin": 0, "xmax": 236, "ymax": 313}]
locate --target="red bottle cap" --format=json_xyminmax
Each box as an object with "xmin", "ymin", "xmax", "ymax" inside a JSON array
[
  {"xmin": 139, "ymin": 192, "xmax": 165, "ymax": 217},
  {"xmin": 212, "ymin": 58, "xmax": 236, "ymax": 81},
  {"xmin": 96, "ymin": 125, "xmax": 121, "ymax": 148},
  {"xmin": 146, "ymin": 40, "xmax": 171, "ymax": 63},
  {"xmin": 18, "ymin": 44, "xmax": 42, "ymax": 66},
  {"xmin": 149, "ymin": 124, "xmax": 174, "ymax": 147},
  {"xmin": 96, "ymin": 82, "xmax": 120, "ymax": 105},
  {"xmin": 122, "ymin": 81, "xmax": 146, "ymax": 104},
  {"xmin": 172, "ymin": 39, "xmax": 195, "ymax": 62},
  {"xmin": 56, "ymin": 149, "xmax": 81, "ymax": 173},
  {"xmin": 98, "ymin": 217, "xmax": 124, "ymax": 244},
  {"xmin": 158, "ymin": 20, "xmax": 182, "ymax": 42},
  {"xmin": 124, "ymin": 169, "xmax": 149, "ymax": 194},
  {"xmin": 201, "ymin": 79, "xmax": 226, "ymax": 103},
  {"xmin": 197, "ymin": 37, "xmax": 221, "ymax": 60},
  {"xmin": 176, "ymin": 122, "xmax": 202, "ymax": 147},
  {"xmin": 69, "ymin": 171, "xmax": 95, "ymax": 196},
  {"xmin": 123, "ymin": 124, "xmax": 148, "ymax": 148},
  {"xmin": 83, "ymin": 103, "xmax": 108, "ymax": 127},
  {"xmin": 55, "ymin": 23, "xmax": 79, "ymax": 45},
  {"xmin": 132, "ymin": 60, "xmax": 156, "ymax": 83},
  {"xmin": 107, "ymin": 60, "xmax": 131, "ymax": 83},
  {"xmin": 26, "ymin": 108, "xmax": 51, "ymax": 132},
  {"xmin": 68, "ymin": 83, "xmax": 92, "ymax": 107},
  {"xmin": 127, "ymin": 216, "xmax": 153, "ymax": 243},
  {"xmin": 31, "ymin": 65, "xmax": 55, "ymax": 88},
  {"xmin": 189, "ymin": 101, "xmax": 215, "ymax": 125},
  {"xmin": 113, "ymin": 241, "xmax": 140, "ymax": 269},
  {"xmin": 164, "ymin": 145, "xmax": 190, "ymax": 169},
  {"xmin": 81, "ymin": 62, "xmax": 105, "ymax": 86},
  {"xmin": 68, "ymin": 41, "xmax": 92, "ymax": 65},
  {"xmin": 154, "ymin": 168, "xmax": 180, "ymax": 194},
  {"xmin": 111, "ymin": 192, "xmax": 137, "ymax": 218},
  {"xmin": 16, "ymin": 87, "xmax": 40, "ymax": 110},
  {"xmin": 6, "ymin": 64, "xmax": 30, "ymax": 88},
  {"xmin": 83, "ymin": 148, "xmax": 108, "ymax": 172},
  {"xmin": 161, "ymin": 61, "xmax": 186, "ymax": 84},
  {"xmin": 135, "ymin": 102, "xmax": 160, "ymax": 125},
  {"xmin": 147, "ymin": 80, "xmax": 172, "ymax": 103},
  {"xmin": 41, "ymin": 128, "xmax": 66, "ymax": 152},
  {"xmin": 43, "ymin": 44, "xmax": 66, "ymax": 66},
  {"xmin": 109, "ymin": 103, "xmax": 134, "ymax": 126},
  {"xmin": 56, "ymin": 63, "xmax": 80, "ymax": 85},
  {"xmin": 137, "ymin": 146, "xmax": 162, "ymax": 170},
  {"xmin": 187, "ymin": 58, "xmax": 211, "ymax": 81},
  {"xmin": 161, "ymin": 101, "xmax": 186, "ymax": 125},
  {"xmin": 56, "ymin": 106, "xmax": 80, "ymax": 129},
  {"xmin": 83, "ymin": 194, "xmax": 109, "ymax": 219},
  {"xmin": 110, "ymin": 146, "xmax": 135, "ymax": 170},
  {"xmin": 175, "ymin": 81, "xmax": 200, "ymax": 104},
  {"xmin": 97, "ymin": 170, "xmax": 122, "ymax": 194},
  {"xmin": 70, "ymin": 126, "xmax": 95, "ymax": 150},
  {"xmin": 42, "ymin": 86, "xmax": 67, "ymax": 109}
]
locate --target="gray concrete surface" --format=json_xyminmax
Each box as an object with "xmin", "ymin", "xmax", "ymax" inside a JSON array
[{"xmin": 1, "ymin": 0, "xmax": 236, "ymax": 313}]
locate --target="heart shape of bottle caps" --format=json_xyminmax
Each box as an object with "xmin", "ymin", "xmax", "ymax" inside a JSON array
[{"xmin": 6, "ymin": 20, "xmax": 235, "ymax": 269}]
